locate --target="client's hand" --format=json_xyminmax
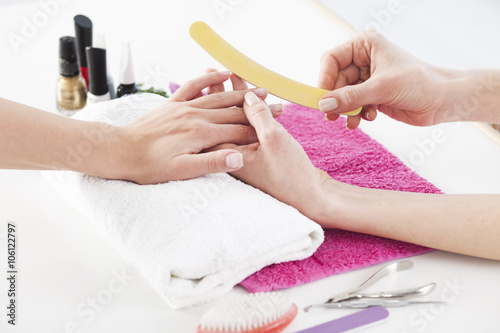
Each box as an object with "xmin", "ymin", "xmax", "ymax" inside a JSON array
[
  {"xmin": 207, "ymin": 92, "xmax": 500, "ymax": 261},
  {"xmin": 226, "ymin": 92, "xmax": 330, "ymax": 222},
  {"xmin": 204, "ymin": 68, "xmax": 284, "ymax": 115},
  {"xmin": 117, "ymin": 71, "xmax": 269, "ymax": 185}
]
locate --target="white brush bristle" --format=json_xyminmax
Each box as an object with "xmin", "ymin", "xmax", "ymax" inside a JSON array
[{"xmin": 198, "ymin": 292, "xmax": 294, "ymax": 332}]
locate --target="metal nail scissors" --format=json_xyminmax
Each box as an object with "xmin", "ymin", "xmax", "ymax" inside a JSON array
[{"xmin": 304, "ymin": 260, "xmax": 445, "ymax": 311}]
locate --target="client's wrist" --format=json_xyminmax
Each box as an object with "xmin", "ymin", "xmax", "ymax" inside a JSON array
[
  {"xmin": 305, "ymin": 174, "xmax": 370, "ymax": 231},
  {"xmin": 106, "ymin": 125, "xmax": 142, "ymax": 182},
  {"xmin": 299, "ymin": 169, "xmax": 344, "ymax": 227},
  {"xmin": 82, "ymin": 123, "xmax": 133, "ymax": 181}
]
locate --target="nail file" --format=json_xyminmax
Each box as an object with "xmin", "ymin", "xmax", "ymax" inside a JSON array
[
  {"xmin": 189, "ymin": 21, "xmax": 362, "ymax": 116},
  {"xmin": 297, "ymin": 306, "xmax": 389, "ymax": 333}
]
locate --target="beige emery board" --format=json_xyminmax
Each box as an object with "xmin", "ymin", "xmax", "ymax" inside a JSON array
[{"xmin": 189, "ymin": 21, "xmax": 361, "ymax": 116}]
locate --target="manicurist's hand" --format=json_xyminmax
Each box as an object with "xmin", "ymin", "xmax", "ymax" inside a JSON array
[{"xmin": 318, "ymin": 31, "xmax": 500, "ymax": 128}]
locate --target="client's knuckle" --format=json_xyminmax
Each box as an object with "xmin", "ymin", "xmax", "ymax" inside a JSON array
[
  {"xmin": 209, "ymin": 92, "xmax": 225, "ymax": 105},
  {"xmin": 182, "ymin": 108, "xmax": 198, "ymax": 120},
  {"xmin": 260, "ymin": 126, "xmax": 281, "ymax": 143},
  {"xmin": 248, "ymin": 103, "xmax": 270, "ymax": 119},
  {"xmin": 191, "ymin": 121, "xmax": 208, "ymax": 137},
  {"xmin": 206, "ymin": 153, "xmax": 220, "ymax": 173},
  {"xmin": 238, "ymin": 124, "xmax": 251, "ymax": 135},
  {"xmin": 184, "ymin": 78, "xmax": 196, "ymax": 87}
]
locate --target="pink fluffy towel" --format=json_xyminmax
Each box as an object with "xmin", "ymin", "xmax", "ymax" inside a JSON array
[{"xmin": 239, "ymin": 103, "xmax": 441, "ymax": 292}]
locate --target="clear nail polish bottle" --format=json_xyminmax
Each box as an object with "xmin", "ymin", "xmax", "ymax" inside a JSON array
[{"xmin": 117, "ymin": 41, "xmax": 139, "ymax": 98}]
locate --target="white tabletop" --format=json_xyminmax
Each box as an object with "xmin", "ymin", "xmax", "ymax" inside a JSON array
[{"xmin": 1, "ymin": 1, "xmax": 499, "ymax": 332}]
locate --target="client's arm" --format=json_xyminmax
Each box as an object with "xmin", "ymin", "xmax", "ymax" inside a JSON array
[
  {"xmin": 0, "ymin": 71, "xmax": 276, "ymax": 184},
  {"xmin": 229, "ymin": 92, "xmax": 500, "ymax": 260}
]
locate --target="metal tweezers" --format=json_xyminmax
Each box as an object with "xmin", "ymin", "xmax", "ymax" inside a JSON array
[{"xmin": 304, "ymin": 260, "xmax": 446, "ymax": 311}]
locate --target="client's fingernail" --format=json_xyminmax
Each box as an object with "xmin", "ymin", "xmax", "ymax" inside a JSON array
[
  {"xmin": 218, "ymin": 70, "xmax": 231, "ymax": 77},
  {"xmin": 245, "ymin": 92, "xmax": 261, "ymax": 106},
  {"xmin": 318, "ymin": 98, "xmax": 338, "ymax": 112},
  {"xmin": 253, "ymin": 87, "xmax": 268, "ymax": 97},
  {"xmin": 269, "ymin": 103, "xmax": 283, "ymax": 113},
  {"xmin": 226, "ymin": 152, "xmax": 243, "ymax": 169},
  {"xmin": 325, "ymin": 114, "xmax": 331, "ymax": 121},
  {"xmin": 365, "ymin": 110, "xmax": 371, "ymax": 120}
]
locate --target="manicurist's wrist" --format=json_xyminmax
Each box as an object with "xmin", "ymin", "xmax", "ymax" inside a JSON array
[
  {"xmin": 436, "ymin": 68, "xmax": 500, "ymax": 123},
  {"xmin": 425, "ymin": 66, "xmax": 466, "ymax": 123}
]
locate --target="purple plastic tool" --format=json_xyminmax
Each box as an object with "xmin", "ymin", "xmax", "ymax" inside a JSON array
[{"xmin": 296, "ymin": 307, "xmax": 389, "ymax": 333}]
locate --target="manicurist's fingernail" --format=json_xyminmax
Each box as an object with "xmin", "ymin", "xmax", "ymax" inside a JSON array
[
  {"xmin": 253, "ymin": 87, "xmax": 268, "ymax": 97},
  {"xmin": 245, "ymin": 92, "xmax": 261, "ymax": 106},
  {"xmin": 318, "ymin": 98, "xmax": 338, "ymax": 112},
  {"xmin": 218, "ymin": 70, "xmax": 231, "ymax": 77},
  {"xmin": 226, "ymin": 152, "xmax": 243, "ymax": 169}
]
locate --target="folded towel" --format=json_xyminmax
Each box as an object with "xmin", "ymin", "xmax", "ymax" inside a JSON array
[
  {"xmin": 42, "ymin": 94, "xmax": 324, "ymax": 309},
  {"xmin": 240, "ymin": 104, "xmax": 440, "ymax": 292}
]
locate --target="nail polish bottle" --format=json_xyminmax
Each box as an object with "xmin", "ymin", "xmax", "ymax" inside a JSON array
[
  {"xmin": 56, "ymin": 36, "xmax": 87, "ymax": 116},
  {"xmin": 74, "ymin": 15, "xmax": 92, "ymax": 89},
  {"xmin": 94, "ymin": 33, "xmax": 116, "ymax": 100},
  {"xmin": 117, "ymin": 41, "xmax": 139, "ymax": 98},
  {"xmin": 86, "ymin": 47, "xmax": 111, "ymax": 104}
]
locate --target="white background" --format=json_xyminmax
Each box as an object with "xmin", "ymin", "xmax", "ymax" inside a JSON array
[{"xmin": 1, "ymin": 0, "xmax": 499, "ymax": 332}]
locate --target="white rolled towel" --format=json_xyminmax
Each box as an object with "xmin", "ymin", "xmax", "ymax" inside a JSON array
[{"xmin": 43, "ymin": 93, "xmax": 324, "ymax": 309}]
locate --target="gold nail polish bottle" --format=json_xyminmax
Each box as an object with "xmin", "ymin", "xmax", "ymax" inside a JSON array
[{"xmin": 56, "ymin": 36, "xmax": 87, "ymax": 116}]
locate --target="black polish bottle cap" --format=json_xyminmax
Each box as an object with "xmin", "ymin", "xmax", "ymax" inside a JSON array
[
  {"xmin": 86, "ymin": 47, "xmax": 109, "ymax": 96},
  {"xmin": 74, "ymin": 15, "xmax": 93, "ymax": 68},
  {"xmin": 59, "ymin": 36, "xmax": 80, "ymax": 77}
]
